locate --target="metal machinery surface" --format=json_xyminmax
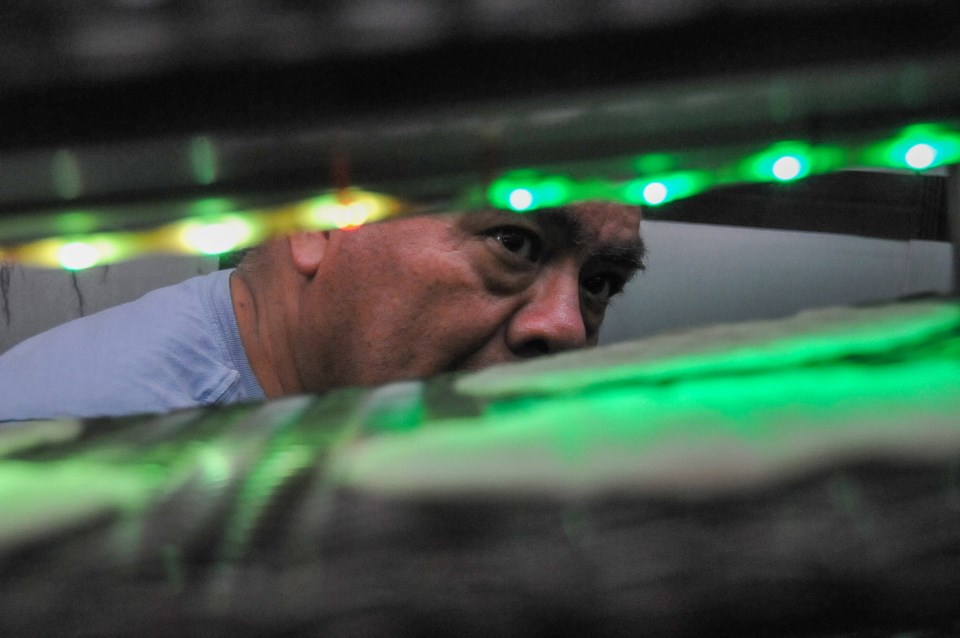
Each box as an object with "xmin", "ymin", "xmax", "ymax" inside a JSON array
[{"xmin": 1, "ymin": 1, "xmax": 960, "ymax": 636}]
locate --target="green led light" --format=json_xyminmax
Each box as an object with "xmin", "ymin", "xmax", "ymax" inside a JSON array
[
  {"xmin": 489, "ymin": 172, "xmax": 573, "ymax": 212},
  {"xmin": 508, "ymin": 188, "xmax": 535, "ymax": 211},
  {"xmin": 861, "ymin": 124, "xmax": 960, "ymax": 170},
  {"xmin": 742, "ymin": 142, "xmax": 814, "ymax": 183},
  {"xmin": 623, "ymin": 171, "xmax": 711, "ymax": 207},
  {"xmin": 58, "ymin": 241, "xmax": 100, "ymax": 270},
  {"xmin": 904, "ymin": 143, "xmax": 938, "ymax": 170},
  {"xmin": 772, "ymin": 155, "xmax": 804, "ymax": 181},
  {"xmin": 641, "ymin": 182, "xmax": 669, "ymax": 206}
]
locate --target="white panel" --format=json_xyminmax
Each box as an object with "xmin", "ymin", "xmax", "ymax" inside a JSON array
[
  {"xmin": 601, "ymin": 221, "xmax": 952, "ymax": 344},
  {"xmin": 0, "ymin": 255, "xmax": 218, "ymax": 354},
  {"xmin": 906, "ymin": 240, "xmax": 954, "ymax": 296}
]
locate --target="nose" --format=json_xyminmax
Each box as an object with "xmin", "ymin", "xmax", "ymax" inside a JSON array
[{"xmin": 507, "ymin": 269, "xmax": 587, "ymax": 358}]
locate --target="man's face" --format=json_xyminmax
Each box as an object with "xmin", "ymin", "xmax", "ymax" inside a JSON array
[{"xmin": 298, "ymin": 202, "xmax": 643, "ymax": 390}]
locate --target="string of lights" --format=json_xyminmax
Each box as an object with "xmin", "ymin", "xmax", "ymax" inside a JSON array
[{"xmin": 1, "ymin": 122, "xmax": 957, "ymax": 271}]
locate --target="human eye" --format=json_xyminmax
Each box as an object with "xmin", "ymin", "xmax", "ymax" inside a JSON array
[
  {"xmin": 582, "ymin": 272, "xmax": 626, "ymax": 303},
  {"xmin": 486, "ymin": 226, "xmax": 543, "ymax": 262}
]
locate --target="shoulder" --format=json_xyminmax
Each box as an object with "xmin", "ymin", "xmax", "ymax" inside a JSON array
[{"xmin": 0, "ymin": 271, "xmax": 239, "ymax": 420}]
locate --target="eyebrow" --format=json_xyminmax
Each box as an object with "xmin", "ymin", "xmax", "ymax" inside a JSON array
[
  {"xmin": 533, "ymin": 207, "xmax": 646, "ymax": 272},
  {"xmin": 594, "ymin": 241, "xmax": 647, "ymax": 272}
]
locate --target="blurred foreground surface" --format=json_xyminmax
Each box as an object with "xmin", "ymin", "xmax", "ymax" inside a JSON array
[{"xmin": 1, "ymin": 298, "xmax": 959, "ymax": 636}]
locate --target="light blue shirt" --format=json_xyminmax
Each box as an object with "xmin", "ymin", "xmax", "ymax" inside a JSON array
[{"xmin": 0, "ymin": 269, "xmax": 265, "ymax": 421}]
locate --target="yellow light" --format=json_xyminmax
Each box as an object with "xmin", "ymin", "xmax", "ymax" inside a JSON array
[
  {"xmin": 180, "ymin": 217, "xmax": 256, "ymax": 255},
  {"xmin": 300, "ymin": 191, "xmax": 396, "ymax": 230},
  {"xmin": 302, "ymin": 199, "xmax": 365, "ymax": 229},
  {"xmin": 58, "ymin": 241, "xmax": 100, "ymax": 270},
  {"xmin": 333, "ymin": 201, "xmax": 372, "ymax": 229}
]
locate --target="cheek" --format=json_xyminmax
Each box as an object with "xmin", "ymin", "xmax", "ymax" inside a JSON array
[
  {"xmin": 365, "ymin": 251, "xmax": 496, "ymax": 333},
  {"xmin": 405, "ymin": 269, "xmax": 517, "ymax": 352},
  {"xmin": 336, "ymin": 233, "xmax": 517, "ymax": 350}
]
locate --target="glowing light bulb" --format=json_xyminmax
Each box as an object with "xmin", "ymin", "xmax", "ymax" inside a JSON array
[
  {"xmin": 905, "ymin": 143, "xmax": 938, "ymax": 170},
  {"xmin": 332, "ymin": 201, "xmax": 372, "ymax": 229},
  {"xmin": 508, "ymin": 188, "xmax": 534, "ymax": 211},
  {"xmin": 772, "ymin": 155, "xmax": 803, "ymax": 181},
  {"xmin": 742, "ymin": 142, "xmax": 818, "ymax": 183},
  {"xmin": 58, "ymin": 242, "xmax": 100, "ymax": 270},
  {"xmin": 181, "ymin": 217, "xmax": 254, "ymax": 255},
  {"xmin": 642, "ymin": 182, "xmax": 669, "ymax": 206}
]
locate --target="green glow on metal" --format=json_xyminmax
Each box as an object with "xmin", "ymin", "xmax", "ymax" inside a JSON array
[
  {"xmin": 340, "ymin": 358, "xmax": 960, "ymax": 495},
  {"xmin": 220, "ymin": 442, "xmax": 313, "ymax": 561},
  {"xmin": 339, "ymin": 304, "xmax": 960, "ymax": 496},
  {"xmin": 458, "ymin": 303, "xmax": 960, "ymax": 398},
  {"xmin": 0, "ymin": 461, "xmax": 163, "ymax": 549},
  {"xmin": 0, "ymin": 420, "xmax": 83, "ymax": 457},
  {"xmin": 198, "ymin": 446, "xmax": 232, "ymax": 485},
  {"xmin": 363, "ymin": 382, "xmax": 426, "ymax": 435},
  {"xmin": 217, "ymin": 397, "xmax": 343, "ymax": 563}
]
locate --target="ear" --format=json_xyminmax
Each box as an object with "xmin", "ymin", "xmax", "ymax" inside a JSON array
[{"xmin": 288, "ymin": 231, "xmax": 330, "ymax": 277}]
